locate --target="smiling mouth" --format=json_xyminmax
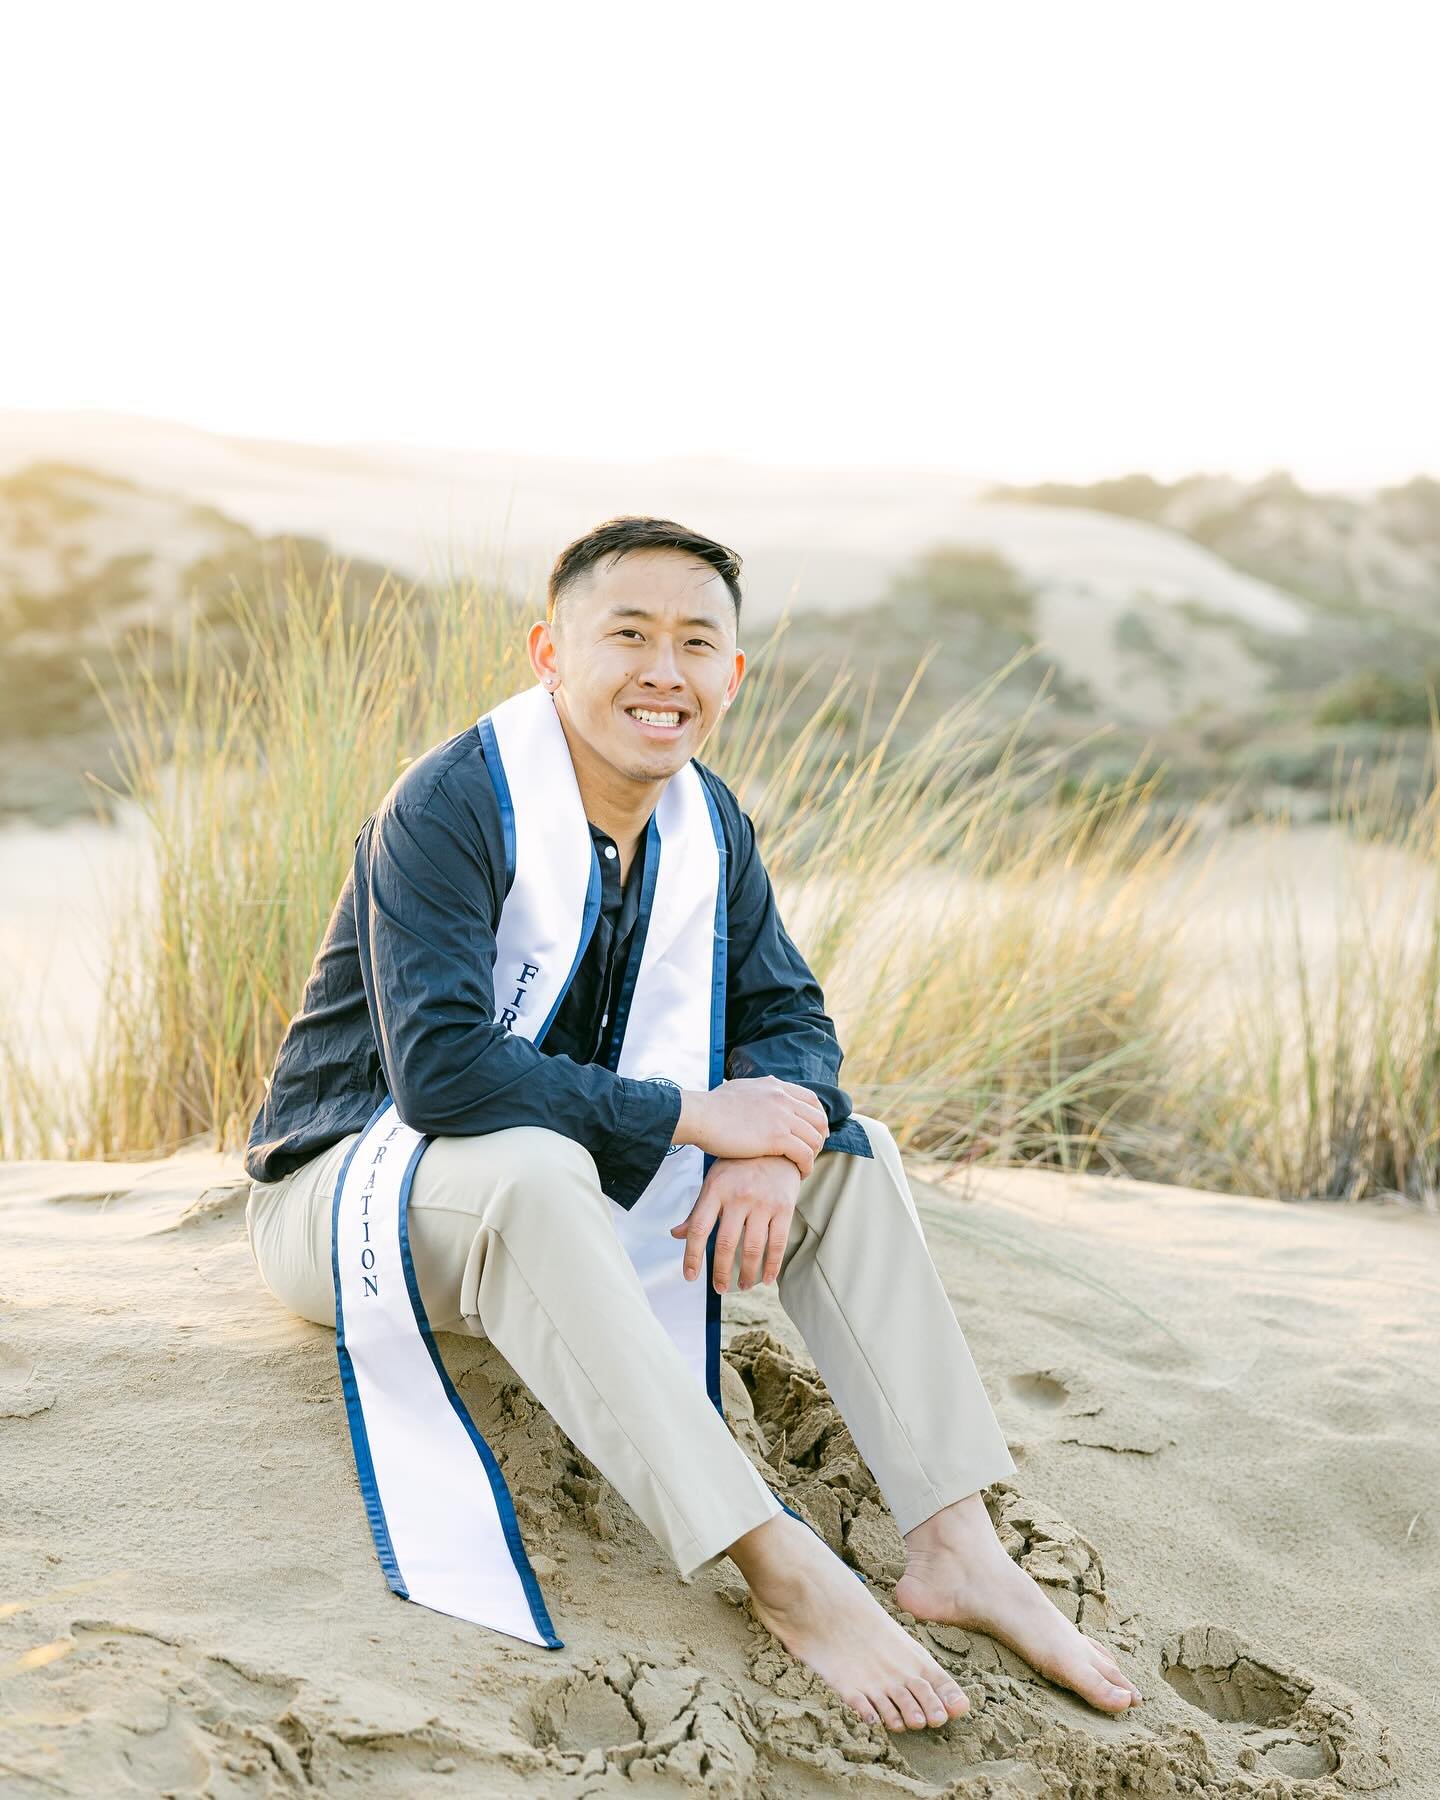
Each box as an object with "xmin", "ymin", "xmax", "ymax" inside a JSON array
[{"xmin": 623, "ymin": 705, "xmax": 690, "ymax": 735}]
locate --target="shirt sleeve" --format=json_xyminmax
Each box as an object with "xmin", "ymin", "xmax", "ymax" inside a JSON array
[
  {"xmin": 719, "ymin": 786, "xmax": 867, "ymax": 1153},
  {"xmin": 353, "ymin": 784, "xmax": 682, "ymax": 1208}
]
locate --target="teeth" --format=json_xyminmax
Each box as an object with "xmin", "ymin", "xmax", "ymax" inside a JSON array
[{"xmin": 627, "ymin": 708, "xmax": 682, "ymax": 726}]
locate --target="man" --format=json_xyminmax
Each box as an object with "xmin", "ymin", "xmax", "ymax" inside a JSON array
[{"xmin": 244, "ymin": 516, "xmax": 1142, "ymax": 1732}]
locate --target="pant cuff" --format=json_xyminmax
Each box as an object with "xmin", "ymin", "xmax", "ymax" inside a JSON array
[
  {"xmin": 890, "ymin": 1443, "xmax": 1019, "ymax": 1539},
  {"xmin": 673, "ymin": 1486, "xmax": 783, "ymax": 1582}
]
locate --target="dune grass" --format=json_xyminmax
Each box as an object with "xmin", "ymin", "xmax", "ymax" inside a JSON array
[
  {"xmin": 1169, "ymin": 752, "xmax": 1440, "ymax": 1205},
  {"xmin": 2, "ymin": 554, "xmax": 1438, "ymax": 1211}
]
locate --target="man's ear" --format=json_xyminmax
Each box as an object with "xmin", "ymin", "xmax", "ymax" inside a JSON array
[
  {"xmin": 725, "ymin": 647, "xmax": 747, "ymax": 707},
  {"xmin": 527, "ymin": 619, "xmax": 560, "ymax": 689}
]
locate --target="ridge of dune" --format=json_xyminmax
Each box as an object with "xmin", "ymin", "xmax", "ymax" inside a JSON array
[
  {"xmin": 1, "ymin": 1147, "xmax": 1433, "ymax": 1796},
  {"xmin": 0, "ymin": 410, "xmax": 1305, "ymax": 645}
]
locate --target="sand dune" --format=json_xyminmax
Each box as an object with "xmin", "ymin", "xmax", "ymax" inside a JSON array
[
  {"xmin": 1, "ymin": 1146, "xmax": 1433, "ymax": 1796},
  {"xmin": 0, "ymin": 411, "xmax": 1306, "ymax": 642}
]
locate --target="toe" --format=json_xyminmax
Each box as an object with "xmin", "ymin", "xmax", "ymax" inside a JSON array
[
  {"xmin": 893, "ymin": 1684, "xmax": 929, "ymax": 1730},
  {"xmin": 1062, "ymin": 1655, "xmax": 1133, "ymax": 1713},
  {"xmin": 922, "ymin": 1652, "xmax": 969, "ymax": 1715},
  {"xmin": 874, "ymin": 1692, "xmax": 906, "ymax": 1732},
  {"xmin": 1084, "ymin": 1634, "xmax": 1119, "ymax": 1670},
  {"xmin": 1096, "ymin": 1676, "xmax": 1139, "ymax": 1712},
  {"xmin": 846, "ymin": 1692, "xmax": 881, "ymax": 1728},
  {"xmin": 909, "ymin": 1679, "xmax": 952, "ymax": 1729},
  {"xmin": 1085, "ymin": 1643, "xmax": 1141, "ymax": 1702}
]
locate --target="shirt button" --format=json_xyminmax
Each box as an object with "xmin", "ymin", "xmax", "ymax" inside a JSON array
[
  {"xmin": 603, "ymin": 845, "xmax": 617, "ymax": 860},
  {"xmin": 601, "ymin": 1012, "xmax": 609, "ymax": 1027}
]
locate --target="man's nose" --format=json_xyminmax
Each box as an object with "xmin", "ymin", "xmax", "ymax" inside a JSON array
[{"xmin": 639, "ymin": 644, "xmax": 686, "ymax": 687}]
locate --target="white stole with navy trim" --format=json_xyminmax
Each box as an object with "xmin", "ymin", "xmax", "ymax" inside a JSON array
[{"xmin": 330, "ymin": 681, "xmax": 727, "ymax": 1647}]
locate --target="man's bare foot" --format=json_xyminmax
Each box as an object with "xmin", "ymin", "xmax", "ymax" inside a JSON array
[
  {"xmin": 894, "ymin": 1492, "xmax": 1142, "ymax": 1715},
  {"xmin": 727, "ymin": 1511, "xmax": 969, "ymax": 1731}
]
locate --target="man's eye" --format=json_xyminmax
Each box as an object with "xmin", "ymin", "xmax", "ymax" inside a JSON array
[{"xmin": 615, "ymin": 629, "xmax": 714, "ymax": 649}]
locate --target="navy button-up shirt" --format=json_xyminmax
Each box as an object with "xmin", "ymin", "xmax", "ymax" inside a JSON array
[{"xmin": 244, "ymin": 722, "xmax": 871, "ymax": 1206}]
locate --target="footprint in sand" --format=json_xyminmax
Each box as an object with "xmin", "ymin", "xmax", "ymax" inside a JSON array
[
  {"xmin": 1161, "ymin": 1622, "xmax": 1395, "ymax": 1788},
  {"xmin": 154, "ymin": 1180, "xmax": 254, "ymax": 1235},
  {"xmin": 0, "ymin": 1340, "xmax": 54, "ymax": 1419},
  {"xmin": 1009, "ymin": 1369, "xmax": 1071, "ymax": 1409},
  {"xmin": 522, "ymin": 1654, "xmax": 757, "ymax": 1788},
  {"xmin": 1007, "ymin": 1365, "xmax": 1173, "ymax": 1457}
]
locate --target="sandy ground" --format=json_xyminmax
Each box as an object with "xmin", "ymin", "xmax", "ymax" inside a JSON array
[{"xmin": 1, "ymin": 1148, "xmax": 1435, "ymax": 1798}]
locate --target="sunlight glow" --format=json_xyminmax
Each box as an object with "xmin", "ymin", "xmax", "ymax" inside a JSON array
[{"xmin": 2, "ymin": 0, "xmax": 1436, "ymax": 485}]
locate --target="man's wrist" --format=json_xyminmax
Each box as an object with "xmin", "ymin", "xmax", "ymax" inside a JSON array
[
  {"xmin": 674, "ymin": 1088, "xmax": 708, "ymax": 1149},
  {"xmin": 714, "ymin": 1150, "xmax": 802, "ymax": 1188}
]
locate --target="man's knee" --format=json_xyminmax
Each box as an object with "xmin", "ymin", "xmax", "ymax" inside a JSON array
[
  {"xmin": 814, "ymin": 1112, "xmax": 913, "ymax": 1217},
  {"xmin": 841, "ymin": 1112, "xmax": 896, "ymax": 1161},
  {"xmin": 840, "ymin": 1112, "xmax": 928, "ymax": 1234},
  {"xmin": 412, "ymin": 1125, "xmax": 605, "ymax": 1227}
]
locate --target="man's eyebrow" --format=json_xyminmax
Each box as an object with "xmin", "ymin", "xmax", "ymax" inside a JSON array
[{"xmin": 602, "ymin": 605, "xmax": 726, "ymax": 631}]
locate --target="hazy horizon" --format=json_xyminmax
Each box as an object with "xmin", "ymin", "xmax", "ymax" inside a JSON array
[{"xmin": 5, "ymin": 405, "xmax": 1436, "ymax": 499}]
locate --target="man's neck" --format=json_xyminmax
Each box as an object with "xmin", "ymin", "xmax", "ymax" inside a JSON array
[
  {"xmin": 580, "ymin": 787, "xmax": 659, "ymax": 848},
  {"xmin": 554, "ymin": 702, "xmax": 666, "ymax": 851}
]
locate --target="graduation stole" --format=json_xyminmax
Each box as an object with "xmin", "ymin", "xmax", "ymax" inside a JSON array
[{"xmin": 329, "ymin": 680, "xmax": 729, "ymax": 1647}]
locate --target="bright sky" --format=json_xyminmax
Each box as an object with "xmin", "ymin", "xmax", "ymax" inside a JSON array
[{"xmin": 3, "ymin": 1, "xmax": 1436, "ymax": 487}]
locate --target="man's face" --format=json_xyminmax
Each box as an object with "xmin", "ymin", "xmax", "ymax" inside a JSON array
[{"xmin": 530, "ymin": 547, "xmax": 744, "ymax": 785}]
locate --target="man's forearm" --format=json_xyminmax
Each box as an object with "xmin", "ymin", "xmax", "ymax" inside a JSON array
[
  {"xmin": 724, "ymin": 1043, "xmax": 852, "ymax": 1132},
  {"xmin": 386, "ymin": 1026, "xmax": 682, "ymax": 1207}
]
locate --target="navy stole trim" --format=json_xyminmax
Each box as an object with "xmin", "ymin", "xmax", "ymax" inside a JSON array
[
  {"xmin": 596, "ymin": 797, "xmax": 726, "ymax": 1414},
  {"xmin": 390, "ymin": 1101, "xmax": 562, "ymax": 1648},
  {"xmin": 330, "ymin": 1123, "xmax": 407, "ymax": 1596},
  {"xmin": 476, "ymin": 718, "xmax": 516, "ymax": 896},
  {"xmin": 697, "ymin": 779, "xmax": 728, "ymax": 1414},
  {"xmin": 600, "ymin": 809, "xmax": 661, "ymax": 1070},
  {"xmin": 330, "ymin": 1097, "xmax": 565, "ymax": 1643},
  {"xmin": 538, "ymin": 841, "xmax": 601, "ymax": 1046}
]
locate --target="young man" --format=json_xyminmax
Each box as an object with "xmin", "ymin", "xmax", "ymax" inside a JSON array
[{"xmin": 244, "ymin": 516, "xmax": 1141, "ymax": 1732}]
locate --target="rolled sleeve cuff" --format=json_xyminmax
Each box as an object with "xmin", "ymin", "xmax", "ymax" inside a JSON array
[
  {"xmin": 598, "ymin": 1076, "xmax": 686, "ymax": 1209},
  {"xmin": 724, "ymin": 1049, "xmax": 874, "ymax": 1162},
  {"xmin": 821, "ymin": 1116, "xmax": 873, "ymax": 1158}
]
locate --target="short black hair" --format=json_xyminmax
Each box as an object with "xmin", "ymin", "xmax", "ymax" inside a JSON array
[{"xmin": 547, "ymin": 515, "xmax": 743, "ymax": 630}]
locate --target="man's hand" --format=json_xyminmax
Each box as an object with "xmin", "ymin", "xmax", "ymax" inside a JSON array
[
  {"xmin": 673, "ymin": 1077, "xmax": 828, "ymax": 1177},
  {"xmin": 670, "ymin": 1155, "xmax": 803, "ymax": 1293}
]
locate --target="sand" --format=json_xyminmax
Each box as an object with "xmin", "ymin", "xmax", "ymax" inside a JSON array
[{"xmin": 0, "ymin": 1147, "xmax": 1434, "ymax": 1798}]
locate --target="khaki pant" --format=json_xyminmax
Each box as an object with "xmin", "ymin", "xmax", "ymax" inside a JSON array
[{"xmin": 245, "ymin": 1113, "xmax": 1016, "ymax": 1579}]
